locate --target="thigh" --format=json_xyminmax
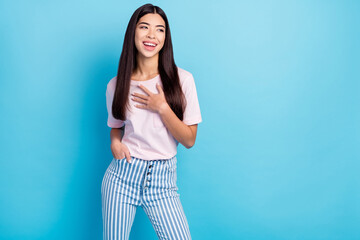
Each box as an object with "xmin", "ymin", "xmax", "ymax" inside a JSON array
[
  {"xmin": 143, "ymin": 194, "xmax": 192, "ymax": 240},
  {"xmin": 101, "ymin": 158, "xmax": 143, "ymax": 240},
  {"xmin": 142, "ymin": 157, "xmax": 192, "ymax": 240}
]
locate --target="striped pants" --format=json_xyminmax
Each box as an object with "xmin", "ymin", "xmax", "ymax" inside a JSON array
[{"xmin": 101, "ymin": 155, "xmax": 192, "ymax": 240}]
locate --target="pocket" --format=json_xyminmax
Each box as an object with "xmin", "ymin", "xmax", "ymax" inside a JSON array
[
  {"xmin": 153, "ymin": 113, "xmax": 165, "ymax": 128},
  {"xmin": 166, "ymin": 157, "xmax": 177, "ymax": 173},
  {"xmin": 166, "ymin": 157, "xmax": 178, "ymax": 189}
]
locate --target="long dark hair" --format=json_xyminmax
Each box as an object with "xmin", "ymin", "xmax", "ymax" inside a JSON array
[{"xmin": 112, "ymin": 3, "xmax": 185, "ymax": 121}]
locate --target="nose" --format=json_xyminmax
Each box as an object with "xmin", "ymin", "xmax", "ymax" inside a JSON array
[{"xmin": 147, "ymin": 28, "xmax": 155, "ymax": 39}]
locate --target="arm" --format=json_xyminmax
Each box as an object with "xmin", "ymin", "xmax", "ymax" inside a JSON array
[
  {"xmin": 110, "ymin": 125, "xmax": 132, "ymax": 163},
  {"xmin": 110, "ymin": 126, "xmax": 124, "ymax": 143},
  {"xmin": 159, "ymin": 104, "xmax": 198, "ymax": 149},
  {"xmin": 131, "ymin": 83, "xmax": 200, "ymax": 149}
]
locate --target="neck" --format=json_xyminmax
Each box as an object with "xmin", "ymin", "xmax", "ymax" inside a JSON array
[{"xmin": 134, "ymin": 53, "xmax": 159, "ymax": 77}]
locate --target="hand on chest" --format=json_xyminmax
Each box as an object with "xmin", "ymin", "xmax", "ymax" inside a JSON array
[
  {"xmin": 129, "ymin": 81, "xmax": 166, "ymax": 115},
  {"xmin": 127, "ymin": 82, "xmax": 166, "ymax": 130}
]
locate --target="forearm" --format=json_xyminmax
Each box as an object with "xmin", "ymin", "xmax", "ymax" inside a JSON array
[
  {"xmin": 110, "ymin": 126, "xmax": 124, "ymax": 143},
  {"xmin": 158, "ymin": 103, "xmax": 195, "ymax": 148}
]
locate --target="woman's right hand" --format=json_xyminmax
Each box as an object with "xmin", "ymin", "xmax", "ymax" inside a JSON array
[{"xmin": 111, "ymin": 139, "xmax": 132, "ymax": 163}]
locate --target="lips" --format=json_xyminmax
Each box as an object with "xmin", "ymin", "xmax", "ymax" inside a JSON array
[
  {"xmin": 143, "ymin": 41, "xmax": 157, "ymax": 51},
  {"xmin": 143, "ymin": 41, "xmax": 157, "ymax": 46}
]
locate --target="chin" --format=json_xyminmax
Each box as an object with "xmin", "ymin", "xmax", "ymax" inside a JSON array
[{"xmin": 141, "ymin": 52, "xmax": 159, "ymax": 58}]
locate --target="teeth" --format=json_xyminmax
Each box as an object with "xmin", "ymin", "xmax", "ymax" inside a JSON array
[{"xmin": 144, "ymin": 42, "xmax": 156, "ymax": 47}]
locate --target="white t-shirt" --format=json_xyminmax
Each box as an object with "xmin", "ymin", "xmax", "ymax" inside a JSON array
[{"xmin": 106, "ymin": 66, "xmax": 202, "ymax": 160}]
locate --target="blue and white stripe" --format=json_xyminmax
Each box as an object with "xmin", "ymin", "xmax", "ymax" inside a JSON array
[{"xmin": 101, "ymin": 155, "xmax": 191, "ymax": 239}]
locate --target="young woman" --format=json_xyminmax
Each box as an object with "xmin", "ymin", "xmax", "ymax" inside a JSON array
[{"xmin": 101, "ymin": 4, "xmax": 202, "ymax": 240}]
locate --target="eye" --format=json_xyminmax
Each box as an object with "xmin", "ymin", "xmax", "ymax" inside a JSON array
[
  {"xmin": 158, "ymin": 29, "xmax": 164, "ymax": 32},
  {"xmin": 140, "ymin": 26, "xmax": 147, "ymax": 29}
]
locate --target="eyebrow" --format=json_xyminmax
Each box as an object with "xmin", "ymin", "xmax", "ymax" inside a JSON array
[{"xmin": 138, "ymin": 22, "xmax": 165, "ymax": 28}]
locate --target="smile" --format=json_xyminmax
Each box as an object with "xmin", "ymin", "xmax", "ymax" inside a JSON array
[
  {"xmin": 143, "ymin": 41, "xmax": 157, "ymax": 51},
  {"xmin": 143, "ymin": 42, "xmax": 157, "ymax": 46}
]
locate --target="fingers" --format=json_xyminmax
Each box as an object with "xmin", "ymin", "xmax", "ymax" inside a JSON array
[
  {"xmin": 125, "ymin": 151, "xmax": 132, "ymax": 163},
  {"xmin": 122, "ymin": 143, "xmax": 132, "ymax": 163},
  {"xmin": 112, "ymin": 143, "xmax": 132, "ymax": 164},
  {"xmin": 113, "ymin": 152, "xmax": 131, "ymax": 163},
  {"xmin": 138, "ymin": 84, "xmax": 153, "ymax": 95},
  {"xmin": 131, "ymin": 96, "xmax": 148, "ymax": 104},
  {"xmin": 113, "ymin": 153, "xmax": 124, "ymax": 160},
  {"xmin": 135, "ymin": 104, "xmax": 146, "ymax": 109},
  {"xmin": 131, "ymin": 92, "xmax": 148, "ymax": 99}
]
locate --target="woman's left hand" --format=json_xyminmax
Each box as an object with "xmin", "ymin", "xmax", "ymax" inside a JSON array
[{"xmin": 131, "ymin": 83, "xmax": 169, "ymax": 113}]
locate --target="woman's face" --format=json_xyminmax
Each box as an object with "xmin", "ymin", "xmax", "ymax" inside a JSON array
[{"xmin": 134, "ymin": 13, "xmax": 166, "ymax": 59}]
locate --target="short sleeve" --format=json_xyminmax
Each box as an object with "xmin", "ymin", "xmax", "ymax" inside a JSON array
[
  {"xmin": 106, "ymin": 79, "xmax": 125, "ymax": 128},
  {"xmin": 181, "ymin": 73, "xmax": 202, "ymax": 125}
]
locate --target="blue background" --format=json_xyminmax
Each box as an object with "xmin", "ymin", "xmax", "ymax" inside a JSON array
[{"xmin": 1, "ymin": 0, "xmax": 359, "ymax": 239}]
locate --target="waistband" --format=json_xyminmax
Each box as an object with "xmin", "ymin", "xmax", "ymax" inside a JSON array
[{"xmin": 117, "ymin": 154, "xmax": 177, "ymax": 162}]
